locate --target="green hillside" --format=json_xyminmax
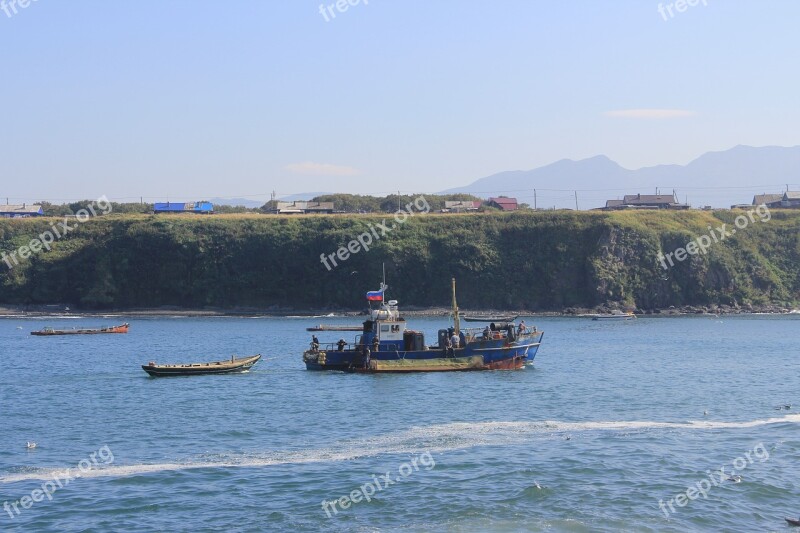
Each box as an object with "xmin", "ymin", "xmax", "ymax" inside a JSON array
[{"xmin": 0, "ymin": 209, "xmax": 797, "ymax": 310}]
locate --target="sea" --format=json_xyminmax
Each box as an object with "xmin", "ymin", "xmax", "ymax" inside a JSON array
[{"xmin": 1, "ymin": 314, "xmax": 798, "ymax": 532}]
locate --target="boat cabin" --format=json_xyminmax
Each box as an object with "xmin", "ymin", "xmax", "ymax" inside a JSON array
[{"xmin": 360, "ymin": 300, "xmax": 425, "ymax": 351}]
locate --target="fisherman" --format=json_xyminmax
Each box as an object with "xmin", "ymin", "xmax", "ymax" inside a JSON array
[
  {"xmin": 311, "ymin": 335, "xmax": 319, "ymax": 351},
  {"xmin": 518, "ymin": 320, "xmax": 527, "ymax": 335},
  {"xmin": 337, "ymin": 338, "xmax": 346, "ymax": 351},
  {"xmin": 450, "ymin": 331, "xmax": 460, "ymax": 350}
]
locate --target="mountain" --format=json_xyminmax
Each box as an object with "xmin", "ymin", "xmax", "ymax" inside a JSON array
[{"xmin": 441, "ymin": 145, "xmax": 800, "ymax": 209}]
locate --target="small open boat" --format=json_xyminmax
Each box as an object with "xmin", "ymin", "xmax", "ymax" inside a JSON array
[
  {"xmin": 142, "ymin": 354, "xmax": 261, "ymax": 377},
  {"xmin": 786, "ymin": 517, "xmax": 800, "ymax": 527},
  {"xmin": 589, "ymin": 312, "xmax": 636, "ymax": 321},
  {"xmin": 31, "ymin": 323, "xmax": 130, "ymax": 336}
]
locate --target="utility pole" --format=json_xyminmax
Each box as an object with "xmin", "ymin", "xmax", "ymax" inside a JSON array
[
  {"xmin": 534, "ymin": 189, "xmax": 537, "ymax": 210},
  {"xmin": 574, "ymin": 191, "xmax": 579, "ymax": 211}
]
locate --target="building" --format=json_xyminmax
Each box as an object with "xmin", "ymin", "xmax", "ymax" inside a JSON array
[
  {"xmin": 752, "ymin": 192, "xmax": 800, "ymax": 208},
  {"xmin": 603, "ymin": 193, "xmax": 689, "ymax": 210},
  {"xmin": 752, "ymin": 194, "xmax": 784, "ymax": 207},
  {"xmin": 154, "ymin": 202, "xmax": 214, "ymax": 214},
  {"xmin": 486, "ymin": 197, "xmax": 518, "ymax": 211},
  {"xmin": 0, "ymin": 204, "xmax": 44, "ymax": 218},
  {"xmin": 780, "ymin": 192, "xmax": 800, "ymax": 208},
  {"xmin": 275, "ymin": 201, "xmax": 335, "ymax": 214},
  {"xmin": 442, "ymin": 200, "xmax": 481, "ymax": 213}
]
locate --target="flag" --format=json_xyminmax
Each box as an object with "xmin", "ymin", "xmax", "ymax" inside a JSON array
[{"xmin": 366, "ymin": 290, "xmax": 384, "ymax": 301}]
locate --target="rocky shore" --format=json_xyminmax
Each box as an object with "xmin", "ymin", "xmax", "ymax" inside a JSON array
[{"xmin": 1, "ymin": 303, "xmax": 797, "ymax": 319}]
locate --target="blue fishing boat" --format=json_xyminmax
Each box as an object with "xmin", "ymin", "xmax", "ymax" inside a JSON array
[{"xmin": 303, "ymin": 278, "xmax": 544, "ymax": 373}]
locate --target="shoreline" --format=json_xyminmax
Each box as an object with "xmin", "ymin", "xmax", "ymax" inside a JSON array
[{"xmin": 1, "ymin": 303, "xmax": 797, "ymax": 319}]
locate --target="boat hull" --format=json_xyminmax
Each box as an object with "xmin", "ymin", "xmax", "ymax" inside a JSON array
[
  {"xmin": 31, "ymin": 323, "xmax": 130, "ymax": 336},
  {"xmin": 142, "ymin": 355, "xmax": 261, "ymax": 377}
]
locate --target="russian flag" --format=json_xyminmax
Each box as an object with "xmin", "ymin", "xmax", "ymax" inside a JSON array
[{"xmin": 366, "ymin": 290, "xmax": 384, "ymax": 301}]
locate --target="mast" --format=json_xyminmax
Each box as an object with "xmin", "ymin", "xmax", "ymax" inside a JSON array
[{"xmin": 452, "ymin": 277, "xmax": 460, "ymax": 335}]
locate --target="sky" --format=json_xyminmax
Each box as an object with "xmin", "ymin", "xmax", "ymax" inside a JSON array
[{"xmin": 1, "ymin": 0, "xmax": 799, "ymax": 203}]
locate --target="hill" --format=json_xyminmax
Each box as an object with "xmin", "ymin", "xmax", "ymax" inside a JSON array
[{"xmin": 0, "ymin": 210, "xmax": 797, "ymax": 311}]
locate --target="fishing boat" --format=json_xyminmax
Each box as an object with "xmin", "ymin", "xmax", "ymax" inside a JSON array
[
  {"xmin": 462, "ymin": 315, "xmax": 518, "ymax": 323},
  {"xmin": 141, "ymin": 354, "xmax": 261, "ymax": 377},
  {"xmin": 303, "ymin": 279, "xmax": 544, "ymax": 373},
  {"xmin": 31, "ymin": 323, "xmax": 130, "ymax": 336}
]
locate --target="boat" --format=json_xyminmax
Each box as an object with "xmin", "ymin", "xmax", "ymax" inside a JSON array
[
  {"xmin": 141, "ymin": 354, "xmax": 261, "ymax": 377},
  {"xmin": 786, "ymin": 517, "xmax": 800, "ymax": 527},
  {"xmin": 303, "ymin": 278, "xmax": 544, "ymax": 373},
  {"xmin": 588, "ymin": 312, "xmax": 636, "ymax": 321},
  {"xmin": 31, "ymin": 323, "xmax": 130, "ymax": 336},
  {"xmin": 462, "ymin": 315, "xmax": 518, "ymax": 323}
]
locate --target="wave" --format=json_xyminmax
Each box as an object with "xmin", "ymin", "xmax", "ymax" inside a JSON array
[{"xmin": 3, "ymin": 414, "xmax": 798, "ymax": 483}]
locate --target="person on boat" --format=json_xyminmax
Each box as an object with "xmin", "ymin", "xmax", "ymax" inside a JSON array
[
  {"xmin": 372, "ymin": 336, "xmax": 380, "ymax": 353},
  {"xmin": 518, "ymin": 321, "xmax": 527, "ymax": 335},
  {"xmin": 337, "ymin": 338, "xmax": 346, "ymax": 351},
  {"xmin": 311, "ymin": 335, "xmax": 320, "ymax": 351},
  {"xmin": 483, "ymin": 326, "xmax": 490, "ymax": 339},
  {"xmin": 450, "ymin": 332, "xmax": 460, "ymax": 350}
]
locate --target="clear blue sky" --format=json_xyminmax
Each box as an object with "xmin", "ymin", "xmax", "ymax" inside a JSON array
[{"xmin": 1, "ymin": 0, "xmax": 799, "ymax": 202}]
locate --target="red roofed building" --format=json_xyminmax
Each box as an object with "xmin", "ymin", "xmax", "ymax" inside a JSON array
[{"xmin": 487, "ymin": 197, "xmax": 518, "ymax": 211}]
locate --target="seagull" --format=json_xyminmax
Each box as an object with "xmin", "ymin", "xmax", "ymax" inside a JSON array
[
  {"xmin": 727, "ymin": 475, "xmax": 742, "ymax": 483},
  {"xmin": 565, "ymin": 435, "xmax": 571, "ymax": 441},
  {"xmin": 704, "ymin": 410, "xmax": 708, "ymax": 416},
  {"xmin": 786, "ymin": 404, "xmax": 792, "ymax": 410},
  {"xmin": 26, "ymin": 442, "xmax": 37, "ymax": 449}
]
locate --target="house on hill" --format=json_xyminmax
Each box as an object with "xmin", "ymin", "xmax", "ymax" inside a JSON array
[
  {"xmin": 603, "ymin": 193, "xmax": 689, "ymax": 210},
  {"xmin": 0, "ymin": 204, "xmax": 44, "ymax": 218},
  {"xmin": 752, "ymin": 192, "xmax": 800, "ymax": 208},
  {"xmin": 486, "ymin": 197, "xmax": 518, "ymax": 211},
  {"xmin": 443, "ymin": 201, "xmax": 481, "ymax": 213},
  {"xmin": 752, "ymin": 194, "xmax": 784, "ymax": 207},
  {"xmin": 154, "ymin": 202, "xmax": 214, "ymax": 214},
  {"xmin": 275, "ymin": 201, "xmax": 335, "ymax": 214}
]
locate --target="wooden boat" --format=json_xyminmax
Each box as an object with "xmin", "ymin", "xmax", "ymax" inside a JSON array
[
  {"xmin": 31, "ymin": 323, "xmax": 130, "ymax": 336},
  {"xmin": 142, "ymin": 354, "xmax": 261, "ymax": 377},
  {"xmin": 462, "ymin": 315, "xmax": 518, "ymax": 323},
  {"xmin": 786, "ymin": 518, "xmax": 800, "ymax": 527}
]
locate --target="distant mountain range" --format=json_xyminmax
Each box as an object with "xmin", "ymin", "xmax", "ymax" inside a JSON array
[
  {"xmin": 441, "ymin": 145, "xmax": 800, "ymax": 209},
  {"xmin": 210, "ymin": 146, "xmax": 800, "ymax": 210}
]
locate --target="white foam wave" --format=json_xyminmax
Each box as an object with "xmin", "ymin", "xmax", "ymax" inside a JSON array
[{"xmin": 4, "ymin": 414, "xmax": 798, "ymax": 483}]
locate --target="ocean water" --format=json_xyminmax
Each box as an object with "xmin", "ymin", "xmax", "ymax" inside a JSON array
[{"xmin": 1, "ymin": 314, "xmax": 799, "ymax": 532}]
